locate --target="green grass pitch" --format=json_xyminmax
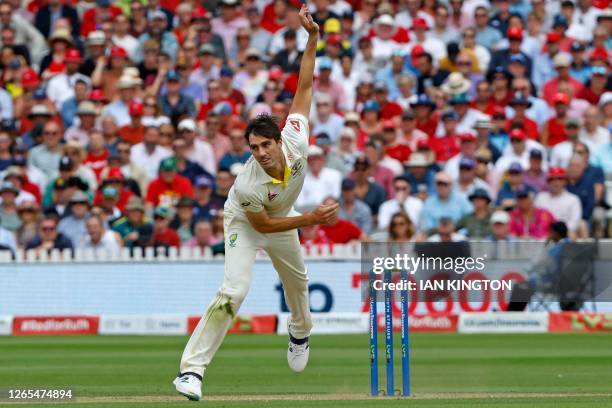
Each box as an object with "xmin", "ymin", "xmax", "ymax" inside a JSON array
[{"xmin": 1, "ymin": 333, "xmax": 611, "ymax": 407}]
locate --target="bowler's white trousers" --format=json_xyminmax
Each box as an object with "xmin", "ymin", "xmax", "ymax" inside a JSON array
[{"xmin": 179, "ymin": 213, "xmax": 312, "ymax": 377}]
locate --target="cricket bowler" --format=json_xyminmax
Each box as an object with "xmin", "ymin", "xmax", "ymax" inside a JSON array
[{"xmin": 173, "ymin": 5, "xmax": 338, "ymax": 401}]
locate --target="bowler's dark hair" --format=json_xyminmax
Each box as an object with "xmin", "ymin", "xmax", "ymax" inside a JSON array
[{"xmin": 244, "ymin": 113, "xmax": 281, "ymax": 143}]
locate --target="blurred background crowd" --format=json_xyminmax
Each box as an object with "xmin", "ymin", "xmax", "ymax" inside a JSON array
[{"xmin": 0, "ymin": 0, "xmax": 610, "ymax": 255}]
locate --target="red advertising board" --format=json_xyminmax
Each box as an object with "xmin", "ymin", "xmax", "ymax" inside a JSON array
[
  {"xmin": 13, "ymin": 316, "xmax": 99, "ymax": 335},
  {"xmin": 377, "ymin": 314, "xmax": 458, "ymax": 333},
  {"xmin": 549, "ymin": 312, "xmax": 612, "ymax": 332},
  {"xmin": 187, "ymin": 315, "xmax": 277, "ymax": 335}
]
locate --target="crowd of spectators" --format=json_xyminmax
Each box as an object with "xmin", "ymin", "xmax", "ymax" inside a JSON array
[{"xmin": 0, "ymin": 0, "xmax": 610, "ymax": 255}]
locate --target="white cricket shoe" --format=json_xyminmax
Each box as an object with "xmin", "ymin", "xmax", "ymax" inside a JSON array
[
  {"xmin": 287, "ymin": 337, "xmax": 310, "ymax": 373},
  {"xmin": 173, "ymin": 373, "xmax": 202, "ymax": 401}
]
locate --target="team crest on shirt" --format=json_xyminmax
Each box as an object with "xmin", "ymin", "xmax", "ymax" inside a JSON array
[
  {"xmin": 289, "ymin": 120, "xmax": 300, "ymax": 132},
  {"xmin": 229, "ymin": 233, "xmax": 238, "ymax": 247}
]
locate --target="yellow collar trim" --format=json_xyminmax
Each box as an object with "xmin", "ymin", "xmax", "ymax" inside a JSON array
[{"xmin": 270, "ymin": 166, "xmax": 291, "ymax": 187}]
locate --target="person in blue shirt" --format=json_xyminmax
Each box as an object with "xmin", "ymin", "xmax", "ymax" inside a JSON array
[
  {"xmin": 404, "ymin": 152, "xmax": 437, "ymax": 195},
  {"xmin": 568, "ymin": 41, "xmax": 592, "ymax": 85},
  {"xmin": 495, "ymin": 163, "xmax": 537, "ymax": 209},
  {"xmin": 566, "ymin": 154, "xmax": 597, "ymax": 223},
  {"xmin": 219, "ymin": 127, "xmax": 252, "ymax": 170},
  {"xmin": 419, "ymin": 171, "xmax": 473, "ymax": 233}
]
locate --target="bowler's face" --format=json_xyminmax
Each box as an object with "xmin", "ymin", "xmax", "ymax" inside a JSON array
[{"xmin": 248, "ymin": 133, "xmax": 283, "ymax": 172}]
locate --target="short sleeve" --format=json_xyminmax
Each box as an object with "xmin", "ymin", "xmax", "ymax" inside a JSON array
[
  {"xmin": 281, "ymin": 113, "xmax": 309, "ymax": 156},
  {"xmin": 234, "ymin": 185, "xmax": 264, "ymax": 213}
]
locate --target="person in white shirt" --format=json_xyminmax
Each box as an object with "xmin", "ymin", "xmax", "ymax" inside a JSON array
[
  {"xmin": 550, "ymin": 118, "xmax": 595, "ymax": 168},
  {"xmin": 408, "ymin": 17, "xmax": 446, "ymax": 65},
  {"xmin": 495, "ymin": 128, "xmax": 547, "ymax": 174},
  {"xmin": 444, "ymin": 132, "xmax": 478, "ymax": 180},
  {"xmin": 46, "ymin": 50, "xmax": 86, "ymax": 110},
  {"xmin": 534, "ymin": 167, "xmax": 582, "ymax": 236},
  {"xmin": 111, "ymin": 14, "xmax": 139, "ymax": 61},
  {"xmin": 177, "ymin": 118, "xmax": 216, "ymax": 175},
  {"xmin": 579, "ymin": 105, "xmax": 610, "ymax": 147},
  {"xmin": 130, "ymin": 126, "xmax": 172, "ymax": 181},
  {"xmin": 311, "ymin": 93, "xmax": 344, "ymax": 143},
  {"xmin": 378, "ymin": 175, "xmax": 423, "ymax": 230},
  {"xmin": 175, "ymin": 8, "xmax": 338, "ymax": 400},
  {"xmin": 296, "ymin": 145, "xmax": 342, "ymax": 210},
  {"xmin": 78, "ymin": 215, "xmax": 122, "ymax": 252}
]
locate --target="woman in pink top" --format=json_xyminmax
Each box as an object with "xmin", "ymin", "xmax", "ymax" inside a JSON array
[{"xmin": 508, "ymin": 188, "xmax": 555, "ymax": 239}]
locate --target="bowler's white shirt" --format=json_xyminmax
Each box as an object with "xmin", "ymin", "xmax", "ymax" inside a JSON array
[{"xmin": 226, "ymin": 113, "xmax": 309, "ymax": 219}]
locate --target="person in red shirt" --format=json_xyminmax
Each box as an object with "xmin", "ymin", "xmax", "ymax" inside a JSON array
[
  {"xmin": 576, "ymin": 64, "xmax": 610, "ymax": 105},
  {"xmin": 507, "ymin": 92, "xmax": 539, "ymax": 140},
  {"xmin": 316, "ymin": 197, "xmax": 366, "ymax": 243},
  {"xmin": 119, "ymin": 102, "xmax": 146, "ymax": 145},
  {"xmin": 83, "ymin": 131, "xmax": 109, "ymax": 181},
  {"xmin": 487, "ymin": 66, "xmax": 512, "ymax": 111},
  {"xmin": 411, "ymin": 94, "xmax": 439, "ymax": 137},
  {"xmin": 373, "ymin": 81, "xmax": 403, "ymax": 119},
  {"xmin": 541, "ymin": 93, "xmax": 570, "ymax": 147},
  {"xmin": 80, "ymin": 0, "xmax": 122, "ymax": 37},
  {"xmin": 197, "ymin": 79, "xmax": 237, "ymax": 122},
  {"xmin": 471, "ymin": 80, "xmax": 497, "ymax": 116},
  {"xmin": 93, "ymin": 167, "xmax": 134, "ymax": 212},
  {"xmin": 152, "ymin": 206, "xmax": 181, "ymax": 248},
  {"xmin": 382, "ymin": 119, "xmax": 411, "ymax": 163},
  {"xmin": 429, "ymin": 110, "xmax": 460, "ymax": 162},
  {"xmin": 541, "ymin": 53, "xmax": 583, "ymax": 106},
  {"xmin": 260, "ymin": 0, "xmax": 290, "ymax": 33},
  {"xmin": 145, "ymin": 157, "xmax": 194, "ymax": 210}
]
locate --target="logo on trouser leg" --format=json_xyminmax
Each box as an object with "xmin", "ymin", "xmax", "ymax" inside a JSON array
[{"xmin": 229, "ymin": 233, "xmax": 238, "ymax": 247}]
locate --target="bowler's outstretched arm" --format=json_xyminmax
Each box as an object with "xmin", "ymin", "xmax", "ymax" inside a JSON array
[{"xmin": 289, "ymin": 4, "xmax": 319, "ymax": 119}]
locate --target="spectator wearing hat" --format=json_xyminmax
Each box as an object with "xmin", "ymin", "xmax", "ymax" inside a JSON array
[
  {"xmin": 57, "ymin": 190, "xmax": 90, "ymax": 246},
  {"xmin": 337, "ymin": 178, "xmax": 372, "ymax": 234},
  {"xmin": 396, "ymin": 110, "xmax": 426, "ymax": 150},
  {"xmin": 101, "ymin": 73, "xmax": 139, "ymax": 127},
  {"xmin": 495, "ymin": 162, "xmax": 537, "ymax": 208},
  {"xmin": 444, "ymin": 132, "xmax": 479, "ymax": 180},
  {"xmin": 393, "ymin": 0, "xmax": 433, "ymax": 35},
  {"xmin": 455, "ymin": 156, "xmax": 491, "ymax": 199},
  {"xmin": 377, "ymin": 175, "xmax": 423, "ymax": 231},
  {"xmin": 134, "ymin": 9, "xmax": 178, "ymax": 64},
  {"xmin": 159, "ymin": 70, "xmax": 196, "ymax": 123},
  {"xmin": 118, "ymin": 102, "xmax": 146, "ymax": 145},
  {"xmin": 0, "ymin": 2, "xmax": 47, "ymax": 68},
  {"xmin": 496, "ymin": 128, "xmax": 547, "ymax": 174},
  {"xmin": 233, "ymin": 47, "xmax": 269, "ymax": 107},
  {"xmin": 78, "ymin": 31, "xmax": 106, "ymax": 77},
  {"xmin": 484, "ymin": 210, "xmax": 515, "ymax": 242},
  {"xmin": 369, "ymin": 14, "xmax": 410, "ymax": 68},
  {"xmin": 506, "ymin": 92, "xmax": 539, "ymax": 140},
  {"xmin": 508, "ymin": 187, "xmax": 555, "ymax": 239},
  {"xmin": 26, "ymin": 214, "xmax": 73, "ymax": 252},
  {"xmin": 359, "ymin": 100, "xmax": 383, "ymax": 135},
  {"xmin": 404, "ymin": 152, "xmax": 436, "ymax": 195},
  {"xmin": 429, "ymin": 110, "xmax": 460, "ymax": 162},
  {"xmin": 64, "ymin": 101, "xmax": 97, "ymax": 147},
  {"xmin": 295, "ymin": 145, "xmax": 342, "ymax": 210},
  {"xmin": 175, "ymin": 118, "xmax": 215, "ymax": 175},
  {"xmin": 28, "ymin": 121, "xmax": 63, "ymax": 176},
  {"xmin": 568, "ymin": 41, "xmax": 591, "ymax": 84},
  {"xmin": 534, "ymin": 167, "xmax": 582, "ymax": 236},
  {"xmin": 79, "ymin": 215, "xmax": 122, "ymax": 251},
  {"xmin": 410, "ymin": 17, "xmax": 446, "ymax": 65},
  {"xmin": 542, "ymin": 92, "xmax": 571, "ymax": 147},
  {"xmin": 455, "ymin": 188, "xmax": 492, "ymax": 238},
  {"xmin": 550, "ymin": 118, "xmax": 591, "ymax": 168},
  {"xmin": 576, "ymin": 64, "xmax": 611, "ymax": 106},
  {"xmin": 42, "ymin": 155, "xmax": 89, "ymax": 205},
  {"xmin": 80, "ymin": 0, "xmax": 122, "ymax": 37},
  {"xmin": 542, "ymin": 53, "xmax": 584, "ymax": 106},
  {"xmin": 145, "ymin": 157, "xmax": 194, "ymax": 210},
  {"xmin": 190, "ymin": 176, "xmax": 219, "ymax": 221},
  {"xmin": 15, "ymin": 200, "xmax": 39, "ymax": 248},
  {"xmin": 0, "ymin": 181, "xmax": 21, "ymax": 231},
  {"xmin": 313, "ymin": 57, "xmax": 347, "ymax": 111},
  {"xmin": 111, "ymin": 196, "xmax": 153, "ymax": 248},
  {"xmin": 371, "ymin": 81, "xmax": 402, "ymax": 120},
  {"xmin": 472, "ymin": 119, "xmax": 502, "ymax": 163},
  {"xmin": 151, "ymin": 206, "xmax": 180, "ymax": 248},
  {"xmin": 3, "ymin": 165, "xmax": 39, "ymax": 204},
  {"xmin": 532, "ymin": 31, "xmax": 563, "ymax": 89},
  {"xmin": 522, "ymin": 149, "xmax": 548, "ymax": 192},
  {"xmin": 488, "ymin": 26, "xmax": 533, "ymax": 79},
  {"xmin": 60, "ymin": 76, "xmax": 92, "ymax": 129},
  {"xmin": 46, "ymin": 49, "xmax": 83, "ymax": 110}
]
